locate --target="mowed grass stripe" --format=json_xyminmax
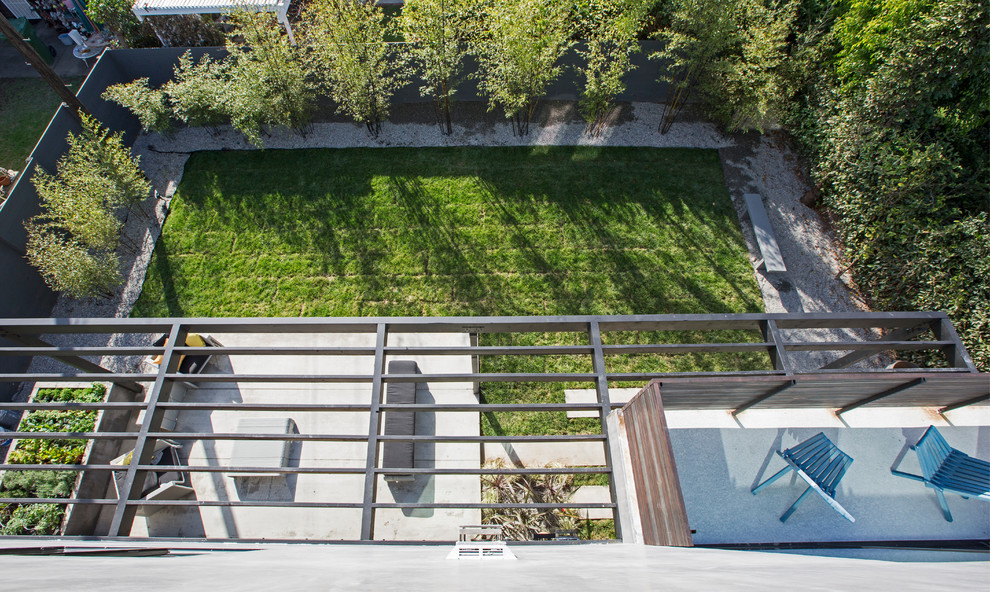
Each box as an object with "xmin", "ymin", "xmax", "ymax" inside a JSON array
[{"xmin": 134, "ymin": 146, "xmax": 761, "ymax": 319}]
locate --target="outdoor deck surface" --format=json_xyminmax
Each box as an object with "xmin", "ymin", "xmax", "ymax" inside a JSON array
[{"xmin": 120, "ymin": 331, "xmax": 480, "ymax": 541}]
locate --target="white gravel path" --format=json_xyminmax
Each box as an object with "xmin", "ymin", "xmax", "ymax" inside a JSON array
[{"xmin": 28, "ymin": 100, "xmax": 878, "ymax": 389}]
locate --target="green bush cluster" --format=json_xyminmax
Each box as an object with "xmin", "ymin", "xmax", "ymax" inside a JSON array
[
  {"xmin": 0, "ymin": 384, "xmax": 106, "ymax": 536},
  {"xmin": 787, "ymin": 0, "xmax": 989, "ymax": 369},
  {"xmin": 104, "ymin": 12, "xmax": 313, "ymax": 147}
]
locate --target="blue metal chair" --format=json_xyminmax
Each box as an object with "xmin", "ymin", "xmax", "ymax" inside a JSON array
[
  {"xmin": 891, "ymin": 426, "xmax": 990, "ymax": 522},
  {"xmin": 752, "ymin": 432, "xmax": 855, "ymax": 523}
]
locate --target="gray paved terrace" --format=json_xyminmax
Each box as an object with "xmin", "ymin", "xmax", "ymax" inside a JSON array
[{"xmin": 95, "ymin": 331, "xmax": 480, "ymax": 541}]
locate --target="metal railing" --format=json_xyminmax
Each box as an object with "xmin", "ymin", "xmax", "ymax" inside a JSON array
[{"xmin": 0, "ymin": 311, "xmax": 981, "ymax": 542}]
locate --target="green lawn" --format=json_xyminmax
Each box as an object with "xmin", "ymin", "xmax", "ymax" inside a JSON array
[
  {"xmin": 0, "ymin": 78, "xmax": 79, "ymax": 172},
  {"xmin": 133, "ymin": 146, "xmax": 768, "ymax": 434},
  {"xmin": 135, "ymin": 146, "xmax": 761, "ymax": 317}
]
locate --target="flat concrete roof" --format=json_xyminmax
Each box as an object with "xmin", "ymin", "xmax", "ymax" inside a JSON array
[{"xmin": 0, "ymin": 542, "xmax": 985, "ymax": 591}]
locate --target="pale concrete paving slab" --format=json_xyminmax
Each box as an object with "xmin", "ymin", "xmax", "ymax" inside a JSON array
[
  {"xmin": 0, "ymin": 542, "xmax": 986, "ymax": 592},
  {"xmin": 564, "ymin": 387, "xmax": 639, "ymax": 418},
  {"xmin": 120, "ymin": 331, "xmax": 480, "ymax": 540}
]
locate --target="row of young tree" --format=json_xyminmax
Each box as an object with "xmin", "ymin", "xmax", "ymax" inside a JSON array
[
  {"xmin": 25, "ymin": 116, "xmax": 151, "ymax": 299},
  {"xmin": 96, "ymin": 0, "xmax": 988, "ymax": 372},
  {"xmin": 104, "ymin": 0, "xmax": 660, "ymax": 140}
]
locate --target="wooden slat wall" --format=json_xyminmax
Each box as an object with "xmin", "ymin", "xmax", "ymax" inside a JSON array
[
  {"xmin": 648, "ymin": 373, "xmax": 990, "ymax": 410},
  {"xmin": 617, "ymin": 382, "xmax": 693, "ymax": 547}
]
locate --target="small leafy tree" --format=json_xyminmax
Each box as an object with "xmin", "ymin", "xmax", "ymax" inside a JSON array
[
  {"xmin": 25, "ymin": 115, "xmax": 149, "ymax": 299},
  {"xmin": 651, "ymin": 0, "xmax": 737, "ymax": 133},
  {"xmin": 224, "ymin": 10, "xmax": 316, "ymax": 144},
  {"xmin": 85, "ymin": 0, "xmax": 160, "ymax": 48},
  {"xmin": 60, "ymin": 114, "xmax": 152, "ymax": 212},
  {"xmin": 165, "ymin": 51, "xmax": 230, "ymax": 132},
  {"xmin": 25, "ymin": 228, "xmax": 120, "ymax": 299},
  {"xmin": 470, "ymin": 0, "xmax": 573, "ymax": 136},
  {"xmin": 102, "ymin": 77, "xmax": 173, "ymax": 133},
  {"xmin": 399, "ymin": 0, "xmax": 472, "ymax": 135},
  {"xmin": 575, "ymin": 0, "xmax": 650, "ymax": 136},
  {"xmin": 652, "ymin": 0, "xmax": 797, "ymax": 133},
  {"xmin": 303, "ymin": 0, "xmax": 405, "ymax": 138}
]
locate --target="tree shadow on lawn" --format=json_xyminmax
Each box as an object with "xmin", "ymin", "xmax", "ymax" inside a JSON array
[{"xmin": 144, "ymin": 146, "xmax": 761, "ymax": 318}]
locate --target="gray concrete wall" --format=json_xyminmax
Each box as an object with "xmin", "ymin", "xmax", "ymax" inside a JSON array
[
  {"xmin": 63, "ymin": 383, "xmax": 142, "ymax": 536},
  {"xmin": 0, "ymin": 51, "xmax": 141, "ymax": 400}
]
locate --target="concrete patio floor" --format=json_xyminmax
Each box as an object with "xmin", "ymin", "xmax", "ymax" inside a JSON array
[
  {"xmin": 78, "ymin": 330, "xmax": 987, "ymax": 546},
  {"xmin": 106, "ymin": 331, "xmax": 480, "ymax": 541}
]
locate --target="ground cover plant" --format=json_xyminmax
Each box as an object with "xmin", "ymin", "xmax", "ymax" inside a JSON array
[{"xmin": 0, "ymin": 384, "xmax": 106, "ymax": 535}]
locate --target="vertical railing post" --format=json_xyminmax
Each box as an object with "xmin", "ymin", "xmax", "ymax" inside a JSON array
[
  {"xmin": 931, "ymin": 316, "xmax": 977, "ymax": 372},
  {"xmin": 360, "ymin": 323, "xmax": 388, "ymax": 540},
  {"xmin": 760, "ymin": 319, "xmax": 791, "ymax": 373},
  {"xmin": 589, "ymin": 320, "xmax": 621, "ymax": 540},
  {"xmin": 108, "ymin": 322, "xmax": 185, "ymax": 536}
]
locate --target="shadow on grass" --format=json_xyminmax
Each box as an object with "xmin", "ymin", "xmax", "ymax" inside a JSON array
[{"xmin": 133, "ymin": 146, "xmax": 762, "ymax": 319}]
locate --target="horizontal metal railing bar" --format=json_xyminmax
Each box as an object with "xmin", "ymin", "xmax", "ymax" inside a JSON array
[
  {"xmin": 377, "ymin": 403, "xmax": 603, "ymax": 412},
  {"xmin": 0, "ymin": 464, "xmax": 370, "ymax": 474},
  {"xmin": 1, "ymin": 368, "xmax": 971, "ymax": 384},
  {"xmin": 0, "ymin": 498, "xmax": 617, "ymax": 509},
  {"xmin": 0, "ymin": 402, "xmax": 611, "ymax": 413},
  {"xmin": 127, "ymin": 501, "xmax": 364, "ymax": 508},
  {"xmin": 0, "ymin": 432, "xmax": 606, "ymax": 443},
  {"xmin": 372, "ymin": 467, "xmax": 610, "ymax": 475},
  {"xmin": 155, "ymin": 403, "xmax": 373, "ymax": 411},
  {"xmin": 792, "ymin": 368, "xmax": 973, "ymax": 375},
  {"xmin": 373, "ymin": 503, "xmax": 616, "ymax": 509},
  {"xmin": 377, "ymin": 435, "xmax": 605, "ymax": 442},
  {"xmin": 0, "ymin": 402, "xmax": 149, "ymax": 410},
  {"xmin": 0, "ymin": 465, "xmax": 611, "ymax": 475},
  {"xmin": 0, "ymin": 498, "xmax": 117, "ymax": 505},
  {"xmin": 606, "ymin": 370, "xmax": 786, "ymax": 380},
  {"xmin": 0, "ymin": 312, "xmax": 947, "ymax": 335},
  {"xmin": 600, "ymin": 343, "xmax": 773, "ymax": 354},
  {"xmin": 781, "ymin": 340, "xmax": 952, "ymax": 352},
  {"xmin": 0, "ymin": 341, "xmax": 948, "ymax": 356}
]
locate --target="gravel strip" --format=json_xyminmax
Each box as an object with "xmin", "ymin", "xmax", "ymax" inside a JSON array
[{"xmin": 23, "ymin": 100, "xmax": 879, "ymax": 395}]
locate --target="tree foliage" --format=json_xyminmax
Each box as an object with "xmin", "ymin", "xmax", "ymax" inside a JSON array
[
  {"xmin": 165, "ymin": 52, "xmax": 229, "ymax": 131},
  {"xmin": 793, "ymin": 0, "xmax": 989, "ymax": 369},
  {"xmin": 102, "ymin": 77, "xmax": 172, "ymax": 133},
  {"xmin": 469, "ymin": 0, "xmax": 573, "ymax": 136},
  {"xmin": 85, "ymin": 0, "xmax": 160, "ymax": 48},
  {"xmin": 575, "ymin": 0, "xmax": 650, "ymax": 136},
  {"xmin": 399, "ymin": 0, "xmax": 472, "ymax": 135},
  {"xmin": 106, "ymin": 12, "xmax": 315, "ymax": 147},
  {"xmin": 653, "ymin": 0, "xmax": 797, "ymax": 133},
  {"xmin": 25, "ymin": 115, "xmax": 148, "ymax": 299},
  {"xmin": 303, "ymin": 0, "xmax": 405, "ymax": 138},
  {"xmin": 225, "ymin": 11, "xmax": 316, "ymax": 144}
]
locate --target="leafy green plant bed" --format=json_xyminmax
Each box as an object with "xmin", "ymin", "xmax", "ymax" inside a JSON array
[
  {"xmin": 0, "ymin": 383, "xmax": 106, "ymax": 535},
  {"xmin": 133, "ymin": 146, "xmax": 767, "ymax": 435}
]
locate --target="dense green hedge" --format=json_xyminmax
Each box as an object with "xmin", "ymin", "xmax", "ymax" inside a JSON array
[{"xmin": 788, "ymin": 0, "xmax": 989, "ymax": 369}]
